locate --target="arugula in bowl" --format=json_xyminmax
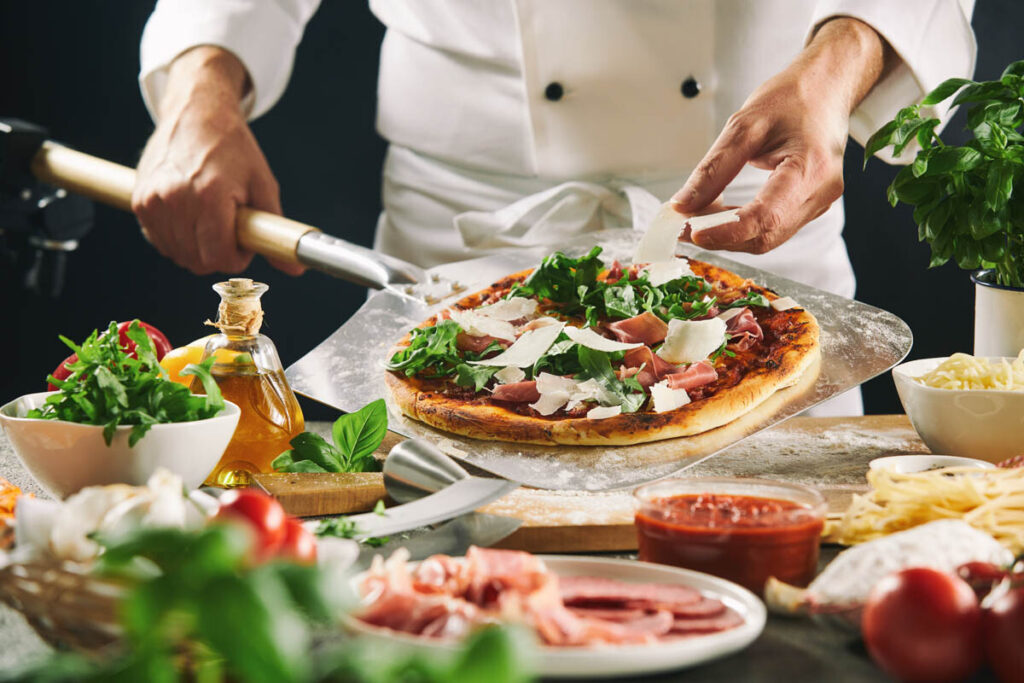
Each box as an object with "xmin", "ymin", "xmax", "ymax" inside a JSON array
[{"xmin": 27, "ymin": 321, "xmax": 225, "ymax": 446}]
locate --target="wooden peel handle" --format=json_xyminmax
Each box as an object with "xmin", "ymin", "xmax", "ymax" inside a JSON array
[{"xmin": 29, "ymin": 142, "xmax": 317, "ymax": 264}]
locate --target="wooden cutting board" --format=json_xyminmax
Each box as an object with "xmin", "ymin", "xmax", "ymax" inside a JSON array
[{"xmin": 254, "ymin": 415, "xmax": 929, "ymax": 553}]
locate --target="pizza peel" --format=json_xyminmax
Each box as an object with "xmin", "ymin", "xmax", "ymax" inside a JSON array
[{"xmin": 286, "ymin": 229, "xmax": 913, "ymax": 491}]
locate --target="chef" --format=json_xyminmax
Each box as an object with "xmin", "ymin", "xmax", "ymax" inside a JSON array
[{"xmin": 133, "ymin": 1, "xmax": 976, "ymax": 415}]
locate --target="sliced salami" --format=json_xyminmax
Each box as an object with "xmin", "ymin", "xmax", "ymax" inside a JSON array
[{"xmin": 558, "ymin": 575, "xmax": 702, "ymax": 607}]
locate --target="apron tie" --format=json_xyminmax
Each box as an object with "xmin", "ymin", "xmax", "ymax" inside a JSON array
[{"xmin": 454, "ymin": 181, "xmax": 663, "ymax": 249}]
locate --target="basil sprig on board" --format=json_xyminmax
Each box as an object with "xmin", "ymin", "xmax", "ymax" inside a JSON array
[
  {"xmin": 272, "ymin": 399, "xmax": 387, "ymax": 473},
  {"xmin": 27, "ymin": 321, "xmax": 224, "ymax": 446},
  {"xmin": 864, "ymin": 60, "xmax": 1024, "ymax": 288}
]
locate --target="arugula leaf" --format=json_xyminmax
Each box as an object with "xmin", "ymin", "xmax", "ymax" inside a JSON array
[
  {"xmin": 27, "ymin": 321, "xmax": 225, "ymax": 446},
  {"xmin": 273, "ymin": 400, "xmax": 387, "ymax": 474},
  {"xmin": 575, "ymin": 346, "xmax": 646, "ymax": 413},
  {"xmin": 455, "ymin": 363, "xmax": 499, "ymax": 391},
  {"xmin": 722, "ymin": 291, "xmax": 769, "ymax": 309},
  {"xmin": 386, "ymin": 319, "xmax": 464, "ymax": 378}
]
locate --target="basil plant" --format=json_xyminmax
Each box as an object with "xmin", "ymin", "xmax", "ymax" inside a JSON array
[{"xmin": 865, "ymin": 60, "xmax": 1024, "ymax": 289}]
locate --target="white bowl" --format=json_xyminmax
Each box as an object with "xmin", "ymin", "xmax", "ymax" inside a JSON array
[
  {"xmin": 892, "ymin": 357, "xmax": 1024, "ymax": 464},
  {"xmin": 0, "ymin": 391, "xmax": 240, "ymax": 498},
  {"xmin": 868, "ymin": 454, "xmax": 996, "ymax": 473}
]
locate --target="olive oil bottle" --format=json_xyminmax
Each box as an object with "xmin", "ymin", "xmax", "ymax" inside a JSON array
[{"xmin": 194, "ymin": 278, "xmax": 304, "ymax": 487}]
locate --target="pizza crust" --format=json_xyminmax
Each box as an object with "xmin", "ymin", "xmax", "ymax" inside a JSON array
[{"xmin": 385, "ymin": 258, "xmax": 821, "ymax": 446}]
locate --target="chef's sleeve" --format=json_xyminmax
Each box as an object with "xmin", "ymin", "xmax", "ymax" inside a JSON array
[
  {"xmin": 808, "ymin": 0, "xmax": 977, "ymax": 164},
  {"xmin": 138, "ymin": 0, "xmax": 322, "ymax": 121}
]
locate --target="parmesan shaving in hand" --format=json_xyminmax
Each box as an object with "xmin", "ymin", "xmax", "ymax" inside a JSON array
[{"xmin": 914, "ymin": 350, "xmax": 1024, "ymax": 391}]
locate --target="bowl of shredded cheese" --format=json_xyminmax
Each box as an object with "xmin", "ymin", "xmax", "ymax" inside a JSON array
[{"xmin": 892, "ymin": 351, "xmax": 1024, "ymax": 463}]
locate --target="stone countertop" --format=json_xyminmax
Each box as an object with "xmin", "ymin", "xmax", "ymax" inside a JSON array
[{"xmin": 0, "ymin": 421, "xmax": 904, "ymax": 680}]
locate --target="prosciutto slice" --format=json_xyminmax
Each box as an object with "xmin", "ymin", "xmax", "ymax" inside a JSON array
[
  {"xmin": 606, "ymin": 312, "xmax": 669, "ymax": 346},
  {"xmin": 663, "ymin": 360, "xmax": 718, "ymax": 391},
  {"xmin": 490, "ymin": 380, "xmax": 541, "ymax": 403},
  {"xmin": 724, "ymin": 307, "xmax": 763, "ymax": 352},
  {"xmin": 622, "ymin": 346, "xmax": 685, "ymax": 388},
  {"xmin": 456, "ymin": 333, "xmax": 508, "ymax": 355}
]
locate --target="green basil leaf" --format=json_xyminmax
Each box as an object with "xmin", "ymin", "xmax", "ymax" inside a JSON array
[
  {"xmin": 332, "ymin": 398, "xmax": 388, "ymax": 470},
  {"xmin": 1002, "ymin": 60, "xmax": 1024, "ymax": 79},
  {"xmin": 863, "ymin": 118, "xmax": 901, "ymax": 166},
  {"xmin": 921, "ymin": 77, "xmax": 973, "ymax": 106},
  {"xmin": 284, "ymin": 432, "xmax": 343, "ymax": 473}
]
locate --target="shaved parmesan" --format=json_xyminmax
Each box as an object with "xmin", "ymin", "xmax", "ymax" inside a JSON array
[
  {"xmin": 633, "ymin": 202, "xmax": 686, "ymax": 264},
  {"xmin": 529, "ymin": 374, "xmax": 575, "ymax": 415},
  {"xmin": 530, "ymin": 390, "xmax": 571, "ymax": 416},
  {"xmin": 586, "ymin": 405, "xmax": 622, "ymax": 420},
  {"xmin": 477, "ymin": 297, "xmax": 538, "ymax": 321},
  {"xmin": 687, "ymin": 208, "xmax": 741, "ymax": 233},
  {"xmin": 642, "ymin": 259, "xmax": 696, "ymax": 287},
  {"xmin": 447, "ymin": 309, "xmax": 516, "ymax": 341},
  {"xmin": 658, "ymin": 317, "xmax": 727, "ymax": 364},
  {"xmin": 468, "ymin": 321, "xmax": 565, "ymax": 367},
  {"xmin": 770, "ymin": 296, "xmax": 800, "ymax": 311},
  {"xmin": 493, "ymin": 366, "xmax": 525, "ymax": 385},
  {"xmin": 530, "ymin": 373, "xmax": 620, "ymax": 416},
  {"xmin": 566, "ymin": 378, "xmax": 616, "ymax": 410},
  {"xmin": 535, "ymin": 372, "xmax": 578, "ymax": 395},
  {"xmin": 650, "ymin": 380, "xmax": 691, "ymax": 413},
  {"xmin": 717, "ymin": 307, "xmax": 744, "ymax": 322},
  {"xmin": 563, "ymin": 325, "xmax": 643, "ymax": 352}
]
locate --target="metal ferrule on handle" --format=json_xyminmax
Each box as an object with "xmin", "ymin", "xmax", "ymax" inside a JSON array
[
  {"xmin": 26, "ymin": 140, "xmax": 423, "ymax": 288},
  {"xmin": 296, "ymin": 231, "xmax": 423, "ymax": 289}
]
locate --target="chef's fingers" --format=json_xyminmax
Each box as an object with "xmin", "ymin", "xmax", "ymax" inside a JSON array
[
  {"xmin": 676, "ymin": 200, "xmax": 733, "ymax": 243},
  {"xmin": 133, "ymin": 176, "xmax": 203, "ymax": 272},
  {"xmin": 690, "ymin": 155, "xmax": 826, "ymax": 253},
  {"xmin": 195, "ymin": 187, "xmax": 253, "ymax": 274},
  {"xmin": 247, "ymin": 171, "xmax": 307, "ymax": 276},
  {"xmin": 671, "ymin": 115, "xmax": 768, "ymax": 213}
]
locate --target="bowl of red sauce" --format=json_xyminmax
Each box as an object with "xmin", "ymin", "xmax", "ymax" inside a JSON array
[{"xmin": 634, "ymin": 478, "xmax": 826, "ymax": 595}]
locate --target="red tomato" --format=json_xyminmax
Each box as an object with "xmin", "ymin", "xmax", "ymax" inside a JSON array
[
  {"xmin": 862, "ymin": 567, "xmax": 983, "ymax": 682},
  {"xmin": 983, "ymin": 586, "xmax": 1024, "ymax": 683},
  {"xmin": 278, "ymin": 518, "xmax": 317, "ymax": 565},
  {"xmin": 116, "ymin": 320, "xmax": 173, "ymax": 360},
  {"xmin": 214, "ymin": 489, "xmax": 287, "ymax": 561},
  {"xmin": 957, "ymin": 561, "xmax": 1011, "ymax": 599}
]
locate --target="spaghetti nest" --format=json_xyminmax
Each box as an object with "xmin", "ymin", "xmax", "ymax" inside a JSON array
[{"xmin": 837, "ymin": 466, "xmax": 1024, "ymax": 553}]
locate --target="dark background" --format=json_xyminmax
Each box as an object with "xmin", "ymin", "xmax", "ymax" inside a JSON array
[{"xmin": 0, "ymin": 1, "xmax": 1021, "ymax": 420}]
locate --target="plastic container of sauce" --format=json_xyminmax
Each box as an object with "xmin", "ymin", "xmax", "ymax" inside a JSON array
[{"xmin": 634, "ymin": 478, "xmax": 825, "ymax": 594}]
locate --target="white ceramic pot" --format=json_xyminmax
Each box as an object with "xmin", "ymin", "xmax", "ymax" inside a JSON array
[
  {"xmin": 973, "ymin": 270, "xmax": 1024, "ymax": 356},
  {"xmin": 0, "ymin": 391, "xmax": 240, "ymax": 498}
]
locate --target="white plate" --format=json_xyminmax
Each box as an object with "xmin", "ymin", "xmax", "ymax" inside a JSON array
[{"xmin": 346, "ymin": 555, "xmax": 766, "ymax": 679}]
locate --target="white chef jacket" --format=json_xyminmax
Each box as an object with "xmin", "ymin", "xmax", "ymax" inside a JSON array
[{"xmin": 139, "ymin": 0, "xmax": 976, "ymax": 415}]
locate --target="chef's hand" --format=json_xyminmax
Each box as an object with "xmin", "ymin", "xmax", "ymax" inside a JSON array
[
  {"xmin": 132, "ymin": 46, "xmax": 303, "ymax": 275},
  {"xmin": 671, "ymin": 18, "xmax": 890, "ymax": 253}
]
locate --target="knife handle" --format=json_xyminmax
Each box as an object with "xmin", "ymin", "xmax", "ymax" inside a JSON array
[{"xmin": 29, "ymin": 141, "xmax": 315, "ymax": 265}]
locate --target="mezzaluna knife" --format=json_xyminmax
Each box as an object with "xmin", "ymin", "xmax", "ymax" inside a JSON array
[{"xmin": 328, "ymin": 475, "xmax": 519, "ymax": 541}]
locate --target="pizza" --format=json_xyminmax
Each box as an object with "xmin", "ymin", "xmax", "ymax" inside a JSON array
[{"xmin": 384, "ymin": 247, "xmax": 819, "ymax": 446}]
